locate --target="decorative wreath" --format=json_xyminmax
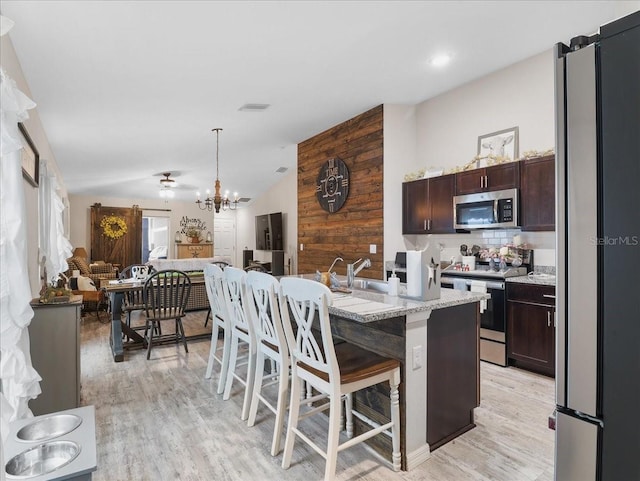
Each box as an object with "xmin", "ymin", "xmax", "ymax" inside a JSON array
[{"xmin": 100, "ymin": 215, "xmax": 128, "ymax": 239}]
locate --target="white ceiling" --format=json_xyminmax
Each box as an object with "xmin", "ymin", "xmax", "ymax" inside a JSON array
[{"xmin": 1, "ymin": 1, "xmax": 633, "ymax": 204}]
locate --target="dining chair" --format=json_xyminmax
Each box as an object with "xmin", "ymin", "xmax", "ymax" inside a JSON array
[
  {"xmin": 222, "ymin": 266, "xmax": 257, "ymax": 421},
  {"xmin": 119, "ymin": 264, "xmax": 156, "ymax": 333},
  {"xmin": 142, "ymin": 269, "xmax": 191, "ymax": 360},
  {"xmin": 204, "ymin": 264, "xmax": 231, "ymax": 394},
  {"xmin": 204, "ymin": 260, "xmax": 230, "ymax": 328},
  {"xmin": 245, "ymin": 271, "xmax": 290, "ymax": 456},
  {"xmin": 279, "ymin": 277, "xmax": 401, "ymax": 481}
]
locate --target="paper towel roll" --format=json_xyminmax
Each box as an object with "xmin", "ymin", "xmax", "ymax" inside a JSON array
[
  {"xmin": 462, "ymin": 256, "xmax": 476, "ymax": 270},
  {"xmin": 406, "ymin": 250, "xmax": 422, "ymax": 298}
]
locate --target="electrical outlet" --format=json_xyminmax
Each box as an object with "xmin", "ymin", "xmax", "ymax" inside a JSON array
[
  {"xmin": 412, "ymin": 345, "xmax": 423, "ymax": 370},
  {"xmin": 300, "ymin": 243, "xmax": 304, "ymax": 251},
  {"xmin": 369, "ymin": 244, "xmax": 377, "ymax": 254}
]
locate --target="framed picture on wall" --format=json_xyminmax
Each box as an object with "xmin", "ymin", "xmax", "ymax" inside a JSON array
[
  {"xmin": 477, "ymin": 126, "xmax": 519, "ymax": 161},
  {"xmin": 19, "ymin": 122, "xmax": 39, "ymax": 187}
]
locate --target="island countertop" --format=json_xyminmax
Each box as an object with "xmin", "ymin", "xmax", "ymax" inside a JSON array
[
  {"xmin": 327, "ymin": 284, "xmax": 490, "ymax": 323},
  {"xmin": 312, "ymin": 277, "xmax": 486, "ymax": 469}
]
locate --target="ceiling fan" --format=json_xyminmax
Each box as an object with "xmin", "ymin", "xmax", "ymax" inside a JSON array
[{"xmin": 159, "ymin": 172, "xmax": 175, "ymax": 198}]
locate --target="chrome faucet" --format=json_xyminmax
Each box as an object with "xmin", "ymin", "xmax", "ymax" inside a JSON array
[{"xmin": 347, "ymin": 258, "xmax": 371, "ymax": 288}]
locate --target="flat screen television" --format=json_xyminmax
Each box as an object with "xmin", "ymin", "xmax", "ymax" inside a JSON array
[{"xmin": 255, "ymin": 212, "xmax": 283, "ymax": 251}]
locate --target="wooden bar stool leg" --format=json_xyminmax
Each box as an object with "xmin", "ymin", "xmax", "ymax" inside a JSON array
[
  {"xmin": 241, "ymin": 348, "xmax": 257, "ymax": 421},
  {"xmin": 390, "ymin": 373, "xmax": 401, "ymax": 471},
  {"xmin": 282, "ymin": 373, "xmax": 302, "ymax": 470},
  {"xmin": 271, "ymin": 364, "xmax": 288, "ymax": 456},
  {"xmin": 345, "ymin": 393, "xmax": 354, "ymax": 438},
  {"xmin": 324, "ymin": 393, "xmax": 343, "ymax": 481},
  {"xmin": 217, "ymin": 328, "xmax": 232, "ymax": 395},
  {"xmin": 223, "ymin": 335, "xmax": 240, "ymax": 401},
  {"xmin": 204, "ymin": 328, "xmax": 217, "ymax": 380},
  {"xmin": 247, "ymin": 349, "xmax": 266, "ymax": 427}
]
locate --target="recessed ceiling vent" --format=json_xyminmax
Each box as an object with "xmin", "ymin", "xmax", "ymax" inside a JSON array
[
  {"xmin": 238, "ymin": 197, "xmax": 251, "ymax": 203},
  {"xmin": 239, "ymin": 103, "xmax": 270, "ymax": 112},
  {"xmin": 276, "ymin": 167, "xmax": 288, "ymax": 173}
]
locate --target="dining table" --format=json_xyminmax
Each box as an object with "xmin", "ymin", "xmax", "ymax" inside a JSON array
[
  {"xmin": 103, "ymin": 280, "xmax": 211, "ymax": 362},
  {"xmin": 103, "ymin": 282, "xmax": 147, "ymax": 362}
]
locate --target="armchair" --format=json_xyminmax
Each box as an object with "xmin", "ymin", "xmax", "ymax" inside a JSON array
[{"xmin": 66, "ymin": 256, "xmax": 118, "ymax": 286}]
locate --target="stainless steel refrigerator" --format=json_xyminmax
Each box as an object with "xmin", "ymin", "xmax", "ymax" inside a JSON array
[{"xmin": 554, "ymin": 10, "xmax": 640, "ymax": 481}]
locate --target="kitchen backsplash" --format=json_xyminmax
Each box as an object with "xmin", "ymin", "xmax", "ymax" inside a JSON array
[{"xmin": 403, "ymin": 229, "xmax": 556, "ymax": 269}]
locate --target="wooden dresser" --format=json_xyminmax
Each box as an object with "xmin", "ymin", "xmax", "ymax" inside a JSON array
[{"xmin": 175, "ymin": 242, "xmax": 213, "ymax": 259}]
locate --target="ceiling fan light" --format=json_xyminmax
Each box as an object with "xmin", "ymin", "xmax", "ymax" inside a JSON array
[{"xmin": 429, "ymin": 53, "xmax": 452, "ymax": 67}]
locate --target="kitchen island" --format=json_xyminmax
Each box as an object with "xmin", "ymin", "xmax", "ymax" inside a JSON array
[{"xmin": 321, "ymin": 281, "xmax": 489, "ymax": 470}]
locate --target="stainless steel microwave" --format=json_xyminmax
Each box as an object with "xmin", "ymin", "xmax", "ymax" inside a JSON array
[{"xmin": 454, "ymin": 188, "xmax": 519, "ymax": 229}]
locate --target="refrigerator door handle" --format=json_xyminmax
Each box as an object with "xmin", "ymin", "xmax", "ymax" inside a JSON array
[
  {"xmin": 554, "ymin": 43, "xmax": 567, "ymax": 406},
  {"xmin": 564, "ymin": 43, "xmax": 599, "ymax": 418}
]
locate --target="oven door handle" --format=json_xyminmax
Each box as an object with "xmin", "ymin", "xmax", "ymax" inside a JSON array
[{"xmin": 442, "ymin": 277, "xmax": 504, "ymax": 290}]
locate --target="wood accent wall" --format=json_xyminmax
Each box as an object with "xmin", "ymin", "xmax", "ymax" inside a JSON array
[{"xmin": 298, "ymin": 105, "xmax": 383, "ymax": 279}]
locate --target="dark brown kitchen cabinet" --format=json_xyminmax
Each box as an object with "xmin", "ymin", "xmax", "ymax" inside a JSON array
[
  {"xmin": 507, "ymin": 283, "xmax": 555, "ymax": 377},
  {"xmin": 455, "ymin": 162, "xmax": 520, "ymax": 195},
  {"xmin": 402, "ymin": 174, "xmax": 455, "ymax": 234},
  {"xmin": 520, "ymin": 155, "xmax": 555, "ymax": 231}
]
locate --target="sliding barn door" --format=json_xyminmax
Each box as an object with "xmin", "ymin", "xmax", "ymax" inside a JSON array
[{"xmin": 90, "ymin": 204, "xmax": 142, "ymax": 268}]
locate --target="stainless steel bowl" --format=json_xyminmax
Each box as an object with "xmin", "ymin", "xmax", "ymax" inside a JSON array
[
  {"xmin": 5, "ymin": 440, "xmax": 81, "ymax": 478},
  {"xmin": 16, "ymin": 414, "xmax": 82, "ymax": 442}
]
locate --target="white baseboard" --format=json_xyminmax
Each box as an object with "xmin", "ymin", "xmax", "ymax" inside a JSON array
[{"xmin": 405, "ymin": 443, "xmax": 431, "ymax": 470}]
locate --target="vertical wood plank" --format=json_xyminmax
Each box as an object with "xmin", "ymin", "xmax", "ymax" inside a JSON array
[{"xmin": 298, "ymin": 105, "xmax": 384, "ymax": 278}]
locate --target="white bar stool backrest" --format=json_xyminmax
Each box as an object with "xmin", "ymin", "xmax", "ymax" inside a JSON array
[
  {"xmin": 223, "ymin": 266, "xmax": 253, "ymax": 336},
  {"xmin": 245, "ymin": 271, "xmax": 286, "ymax": 353},
  {"xmin": 204, "ymin": 263, "xmax": 226, "ymax": 320},
  {"xmin": 279, "ymin": 277, "xmax": 340, "ymax": 386}
]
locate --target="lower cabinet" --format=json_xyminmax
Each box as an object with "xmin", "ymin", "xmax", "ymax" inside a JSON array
[
  {"xmin": 29, "ymin": 298, "xmax": 82, "ymax": 415},
  {"xmin": 506, "ymin": 283, "xmax": 555, "ymax": 377}
]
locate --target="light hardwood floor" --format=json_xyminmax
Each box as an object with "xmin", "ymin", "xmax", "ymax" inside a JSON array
[{"xmin": 79, "ymin": 312, "xmax": 555, "ymax": 481}]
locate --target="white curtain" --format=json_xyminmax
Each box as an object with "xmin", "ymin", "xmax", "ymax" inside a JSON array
[
  {"xmin": 0, "ymin": 68, "xmax": 42, "ymax": 440},
  {"xmin": 39, "ymin": 160, "xmax": 73, "ymax": 284}
]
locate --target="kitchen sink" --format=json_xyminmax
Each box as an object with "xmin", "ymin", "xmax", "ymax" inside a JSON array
[
  {"xmin": 344, "ymin": 279, "xmax": 389, "ymax": 294},
  {"xmin": 5, "ymin": 440, "xmax": 81, "ymax": 478},
  {"xmin": 16, "ymin": 414, "xmax": 82, "ymax": 443}
]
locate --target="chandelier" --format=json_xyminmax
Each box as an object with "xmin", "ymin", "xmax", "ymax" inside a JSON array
[
  {"xmin": 196, "ymin": 128, "xmax": 239, "ymax": 212},
  {"xmin": 159, "ymin": 172, "xmax": 175, "ymax": 199}
]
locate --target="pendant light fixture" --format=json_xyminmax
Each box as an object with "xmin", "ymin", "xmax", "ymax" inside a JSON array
[{"xmin": 196, "ymin": 128, "xmax": 239, "ymax": 212}]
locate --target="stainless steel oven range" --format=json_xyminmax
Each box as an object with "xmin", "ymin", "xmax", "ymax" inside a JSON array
[{"xmin": 441, "ymin": 263, "xmax": 528, "ymax": 366}]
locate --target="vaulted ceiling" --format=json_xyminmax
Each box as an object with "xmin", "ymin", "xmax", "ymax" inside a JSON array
[{"xmin": 1, "ymin": 1, "xmax": 631, "ymax": 203}]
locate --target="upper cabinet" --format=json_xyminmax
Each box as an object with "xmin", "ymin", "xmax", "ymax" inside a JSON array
[
  {"xmin": 520, "ymin": 155, "xmax": 555, "ymax": 231},
  {"xmin": 402, "ymin": 174, "xmax": 455, "ymax": 234},
  {"xmin": 455, "ymin": 162, "xmax": 520, "ymax": 195}
]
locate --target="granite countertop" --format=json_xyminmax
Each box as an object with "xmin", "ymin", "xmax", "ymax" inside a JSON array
[
  {"xmin": 328, "ymin": 285, "xmax": 490, "ymax": 323},
  {"xmin": 506, "ymin": 273, "xmax": 556, "ymax": 286}
]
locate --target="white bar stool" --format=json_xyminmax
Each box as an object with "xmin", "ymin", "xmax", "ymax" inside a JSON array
[
  {"xmin": 204, "ymin": 264, "xmax": 231, "ymax": 394},
  {"xmin": 279, "ymin": 277, "xmax": 401, "ymax": 481},
  {"xmin": 222, "ymin": 266, "xmax": 256, "ymax": 421},
  {"xmin": 245, "ymin": 271, "xmax": 290, "ymax": 456}
]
